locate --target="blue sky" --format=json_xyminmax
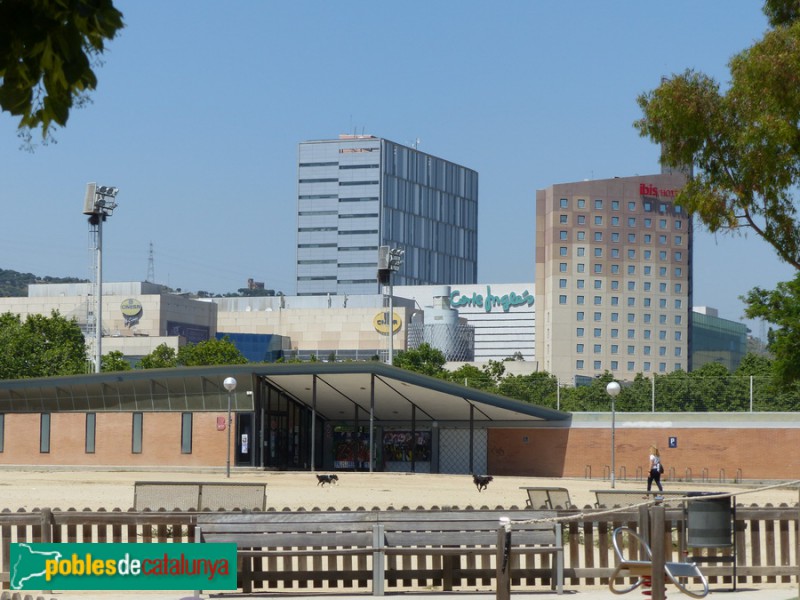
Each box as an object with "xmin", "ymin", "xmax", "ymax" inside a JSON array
[{"xmin": 0, "ymin": 1, "xmax": 795, "ymax": 337}]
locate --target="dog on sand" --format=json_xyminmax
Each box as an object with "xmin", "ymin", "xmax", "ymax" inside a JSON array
[
  {"xmin": 316, "ymin": 474, "xmax": 339, "ymax": 486},
  {"xmin": 473, "ymin": 474, "xmax": 493, "ymax": 491}
]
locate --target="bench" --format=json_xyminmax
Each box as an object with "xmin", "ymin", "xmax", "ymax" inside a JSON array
[
  {"xmin": 133, "ymin": 481, "xmax": 266, "ymax": 511},
  {"xmin": 592, "ymin": 489, "xmax": 686, "ymax": 508},
  {"xmin": 520, "ymin": 486, "xmax": 573, "ymax": 509},
  {"xmin": 194, "ymin": 508, "xmax": 563, "ymax": 595}
]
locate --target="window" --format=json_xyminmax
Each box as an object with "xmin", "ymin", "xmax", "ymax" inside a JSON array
[
  {"xmin": 627, "ymin": 313, "xmax": 636, "ymax": 323},
  {"xmin": 627, "ymin": 345, "xmax": 635, "ymax": 354},
  {"xmin": 181, "ymin": 413, "xmax": 193, "ymax": 454},
  {"xmin": 132, "ymin": 413, "xmax": 143, "ymax": 454},
  {"xmin": 594, "ymin": 264, "xmax": 603, "ymax": 273},
  {"xmin": 660, "ymin": 219, "xmax": 668, "ymax": 229},
  {"xmin": 577, "ymin": 199, "xmax": 586, "ymax": 208},
  {"xmin": 644, "ymin": 362, "xmax": 651, "ymax": 372},
  {"xmin": 627, "ymin": 297, "xmax": 635, "ymax": 307},
  {"xmin": 559, "ymin": 263, "xmax": 567, "ymax": 272},
  {"xmin": 628, "ymin": 201, "xmax": 636, "ymax": 211},
  {"xmin": 627, "ymin": 265, "xmax": 636, "ymax": 275},
  {"xmin": 611, "ymin": 328, "xmax": 619, "ymax": 337},
  {"xmin": 595, "ymin": 199, "xmax": 603, "ymax": 209},
  {"xmin": 577, "ymin": 295, "xmax": 585, "ymax": 305},
  {"xmin": 659, "ymin": 251, "xmax": 667, "ymax": 260},
  {"xmin": 577, "ymin": 311, "xmax": 585, "ymax": 321},
  {"xmin": 577, "ymin": 344, "xmax": 584, "ymax": 353},
  {"xmin": 644, "ymin": 282, "xmax": 651, "ymax": 291},
  {"xmin": 659, "ymin": 267, "xmax": 667, "ymax": 276},
  {"xmin": 85, "ymin": 413, "xmax": 96, "ymax": 454},
  {"xmin": 644, "ymin": 313, "xmax": 652, "ymax": 323},
  {"xmin": 659, "ymin": 282, "xmax": 667, "ymax": 292},
  {"xmin": 40, "ymin": 413, "xmax": 51, "ymax": 453},
  {"xmin": 594, "ymin": 279, "xmax": 602, "ymax": 289},
  {"xmin": 659, "ymin": 234, "xmax": 667, "ymax": 244},
  {"xmin": 611, "ymin": 248, "xmax": 620, "ymax": 258},
  {"xmin": 659, "ymin": 298, "xmax": 667, "ymax": 308},
  {"xmin": 675, "ymin": 235, "xmax": 682, "ymax": 245},
  {"xmin": 675, "ymin": 299, "xmax": 682, "ymax": 309},
  {"xmin": 594, "ymin": 344, "xmax": 602, "ymax": 353},
  {"xmin": 559, "ymin": 279, "xmax": 567, "ymax": 288},
  {"xmin": 644, "ymin": 218, "xmax": 652, "ymax": 228},
  {"xmin": 611, "ymin": 344, "xmax": 619, "ymax": 354},
  {"xmin": 644, "ymin": 297, "xmax": 651, "ymax": 307},
  {"xmin": 611, "ymin": 264, "xmax": 620, "ymax": 274},
  {"xmin": 594, "ymin": 247, "xmax": 603, "ymax": 257},
  {"xmin": 612, "ymin": 200, "xmax": 620, "ymax": 210},
  {"xmin": 628, "ymin": 361, "xmax": 636, "ymax": 371},
  {"xmin": 594, "ymin": 360, "xmax": 602, "ymax": 370},
  {"xmin": 611, "ymin": 216, "xmax": 620, "ymax": 226},
  {"xmin": 628, "ymin": 233, "xmax": 636, "ymax": 243},
  {"xmin": 675, "ymin": 267, "xmax": 682, "ymax": 277},
  {"xmin": 577, "ymin": 327, "xmax": 585, "ymax": 337},
  {"xmin": 577, "ymin": 247, "xmax": 586, "ymax": 257},
  {"xmin": 644, "ymin": 346, "xmax": 651, "ymax": 355},
  {"xmin": 560, "ymin": 198, "xmax": 568, "ymax": 208},
  {"xmin": 577, "ymin": 360, "xmax": 584, "ymax": 369},
  {"xmin": 644, "ymin": 250, "xmax": 652, "ymax": 259},
  {"xmin": 594, "ymin": 328, "xmax": 602, "ymax": 337},
  {"xmin": 577, "ymin": 215, "xmax": 586, "ymax": 225},
  {"xmin": 627, "ymin": 329, "xmax": 635, "ymax": 339},
  {"xmin": 560, "ymin": 246, "xmax": 568, "ymax": 256},
  {"xmin": 628, "ymin": 217, "xmax": 636, "ymax": 227},
  {"xmin": 611, "ymin": 312, "xmax": 619, "ymax": 322},
  {"xmin": 627, "ymin": 249, "xmax": 636, "ymax": 259},
  {"xmin": 644, "ymin": 330, "xmax": 652, "ymax": 339},
  {"xmin": 675, "ymin": 315, "xmax": 682, "ymax": 325},
  {"xmin": 659, "ymin": 363, "xmax": 667, "ymax": 373},
  {"xmin": 675, "ymin": 347, "xmax": 682, "ymax": 356},
  {"xmin": 577, "ymin": 231, "xmax": 586, "ymax": 240},
  {"xmin": 595, "ymin": 216, "xmax": 603, "ymax": 225},
  {"xmin": 594, "ymin": 296, "xmax": 602, "ymax": 306},
  {"xmin": 659, "ymin": 346, "xmax": 667, "ymax": 356},
  {"xmin": 560, "ymin": 214, "xmax": 568, "ymax": 224},
  {"xmin": 594, "ymin": 311, "xmax": 602, "ymax": 320},
  {"xmin": 577, "ymin": 279, "xmax": 585, "ymax": 288},
  {"xmin": 560, "ymin": 231, "xmax": 568, "ymax": 240},
  {"xmin": 611, "ymin": 360, "xmax": 619, "ymax": 370},
  {"xmin": 675, "ymin": 251, "xmax": 682, "ymax": 261},
  {"xmin": 644, "ymin": 201, "xmax": 652, "ymax": 211},
  {"xmin": 659, "ymin": 314, "xmax": 667, "ymax": 324},
  {"xmin": 577, "ymin": 263, "xmax": 585, "ymax": 272},
  {"xmin": 611, "ymin": 232, "xmax": 620, "ymax": 242},
  {"xmin": 675, "ymin": 220, "xmax": 683, "ymax": 229},
  {"xmin": 627, "ymin": 281, "xmax": 636, "ymax": 291},
  {"xmin": 559, "ymin": 295, "xmax": 567, "ymax": 304},
  {"xmin": 644, "ymin": 234, "xmax": 652, "ymax": 244},
  {"xmin": 644, "ymin": 266, "xmax": 652, "ymax": 275}
]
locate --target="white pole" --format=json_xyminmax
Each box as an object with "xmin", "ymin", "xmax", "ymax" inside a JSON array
[
  {"xmin": 750, "ymin": 375, "xmax": 753, "ymax": 412},
  {"xmin": 388, "ymin": 280, "xmax": 394, "ymax": 365},
  {"xmin": 652, "ymin": 376, "xmax": 655, "ymax": 412},
  {"xmin": 95, "ymin": 218, "xmax": 103, "ymax": 373}
]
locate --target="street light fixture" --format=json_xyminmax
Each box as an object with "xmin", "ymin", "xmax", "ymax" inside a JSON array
[
  {"xmin": 223, "ymin": 376, "xmax": 237, "ymax": 478},
  {"xmin": 606, "ymin": 380, "xmax": 621, "ymax": 488}
]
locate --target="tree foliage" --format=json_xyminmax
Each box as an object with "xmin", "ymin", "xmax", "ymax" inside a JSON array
[
  {"xmin": 176, "ymin": 336, "xmax": 248, "ymax": 367},
  {"xmin": 0, "ymin": 0, "xmax": 124, "ymax": 139},
  {"xmin": 101, "ymin": 349, "xmax": 130, "ymax": 372},
  {"xmin": 392, "ymin": 343, "xmax": 446, "ymax": 377},
  {"xmin": 634, "ymin": 3, "xmax": 800, "ymax": 270},
  {"xmin": 0, "ymin": 310, "xmax": 87, "ymax": 378},
  {"xmin": 137, "ymin": 343, "xmax": 177, "ymax": 369}
]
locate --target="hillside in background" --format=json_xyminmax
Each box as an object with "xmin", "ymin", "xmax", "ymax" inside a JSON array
[{"xmin": 0, "ymin": 269, "xmax": 88, "ymax": 297}]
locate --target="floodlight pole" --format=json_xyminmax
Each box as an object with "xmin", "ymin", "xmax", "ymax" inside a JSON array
[
  {"xmin": 377, "ymin": 246, "xmax": 404, "ymax": 365},
  {"xmin": 95, "ymin": 217, "xmax": 103, "ymax": 373}
]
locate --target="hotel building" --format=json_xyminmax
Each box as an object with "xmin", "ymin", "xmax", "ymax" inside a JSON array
[{"xmin": 535, "ymin": 173, "xmax": 691, "ymax": 383}]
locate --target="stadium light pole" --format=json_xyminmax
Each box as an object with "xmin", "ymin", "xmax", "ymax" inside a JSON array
[
  {"xmin": 223, "ymin": 377, "xmax": 237, "ymax": 478},
  {"xmin": 377, "ymin": 246, "xmax": 404, "ymax": 365},
  {"xmin": 606, "ymin": 380, "xmax": 621, "ymax": 488},
  {"xmin": 82, "ymin": 183, "xmax": 119, "ymax": 373}
]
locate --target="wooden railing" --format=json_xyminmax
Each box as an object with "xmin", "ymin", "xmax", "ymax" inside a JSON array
[{"xmin": 0, "ymin": 504, "xmax": 796, "ymax": 592}]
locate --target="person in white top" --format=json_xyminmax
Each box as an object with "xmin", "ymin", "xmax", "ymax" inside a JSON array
[{"xmin": 647, "ymin": 445, "xmax": 663, "ymax": 492}]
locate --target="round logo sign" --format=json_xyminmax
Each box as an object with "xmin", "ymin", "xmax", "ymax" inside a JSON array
[
  {"xmin": 120, "ymin": 298, "xmax": 143, "ymax": 317},
  {"xmin": 373, "ymin": 311, "xmax": 401, "ymax": 335}
]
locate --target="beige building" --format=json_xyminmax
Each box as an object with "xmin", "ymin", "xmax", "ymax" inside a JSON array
[{"xmin": 535, "ymin": 173, "xmax": 690, "ymax": 383}]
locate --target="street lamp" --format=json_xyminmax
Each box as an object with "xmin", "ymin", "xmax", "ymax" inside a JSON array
[
  {"xmin": 606, "ymin": 380, "xmax": 621, "ymax": 488},
  {"xmin": 223, "ymin": 376, "xmax": 237, "ymax": 478}
]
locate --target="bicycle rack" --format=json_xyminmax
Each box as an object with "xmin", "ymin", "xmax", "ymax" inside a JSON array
[
  {"xmin": 734, "ymin": 468, "xmax": 742, "ymax": 483},
  {"xmin": 602, "ymin": 465, "xmax": 611, "ymax": 481},
  {"xmin": 619, "ymin": 465, "xmax": 627, "ymax": 481},
  {"xmin": 684, "ymin": 467, "xmax": 692, "ymax": 482},
  {"xmin": 701, "ymin": 468, "xmax": 709, "ymax": 483},
  {"xmin": 584, "ymin": 464, "xmax": 592, "ymax": 479},
  {"xmin": 718, "ymin": 468, "xmax": 726, "ymax": 483}
]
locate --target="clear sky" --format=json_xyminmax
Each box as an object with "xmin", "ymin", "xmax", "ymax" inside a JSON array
[{"xmin": 0, "ymin": 1, "xmax": 795, "ymax": 337}]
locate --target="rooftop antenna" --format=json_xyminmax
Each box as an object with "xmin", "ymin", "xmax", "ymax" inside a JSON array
[{"xmin": 146, "ymin": 241, "xmax": 155, "ymax": 283}]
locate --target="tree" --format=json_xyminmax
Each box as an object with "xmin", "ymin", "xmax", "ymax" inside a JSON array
[
  {"xmin": 497, "ymin": 372, "xmax": 559, "ymax": 408},
  {"xmin": 137, "ymin": 343, "xmax": 177, "ymax": 369},
  {"xmin": 101, "ymin": 350, "xmax": 130, "ymax": 372},
  {"xmin": 177, "ymin": 337, "xmax": 247, "ymax": 367},
  {"xmin": 634, "ymin": 3, "xmax": 800, "ymax": 270},
  {"xmin": 392, "ymin": 344, "xmax": 446, "ymax": 378},
  {"xmin": 0, "ymin": 310, "xmax": 87, "ymax": 378},
  {"xmin": 448, "ymin": 364, "xmax": 496, "ymax": 391},
  {"xmin": 743, "ymin": 273, "xmax": 800, "ymax": 384},
  {"xmin": 0, "ymin": 0, "xmax": 124, "ymax": 139}
]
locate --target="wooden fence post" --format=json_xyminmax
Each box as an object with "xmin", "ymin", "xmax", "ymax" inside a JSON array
[
  {"xmin": 496, "ymin": 519, "xmax": 511, "ymax": 600},
  {"xmin": 650, "ymin": 504, "xmax": 666, "ymax": 600}
]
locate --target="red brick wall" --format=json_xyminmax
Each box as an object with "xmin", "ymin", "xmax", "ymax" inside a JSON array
[
  {"xmin": 488, "ymin": 426, "xmax": 800, "ymax": 481},
  {"xmin": 0, "ymin": 412, "xmax": 230, "ymax": 467}
]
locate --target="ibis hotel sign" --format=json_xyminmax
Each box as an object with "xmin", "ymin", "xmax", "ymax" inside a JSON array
[{"xmin": 450, "ymin": 286, "xmax": 534, "ymax": 314}]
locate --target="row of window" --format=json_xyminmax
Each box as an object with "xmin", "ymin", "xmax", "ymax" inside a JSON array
[
  {"xmin": 559, "ymin": 246, "xmax": 683, "ymax": 259},
  {"xmin": 298, "ymin": 244, "xmax": 379, "ymax": 252},
  {"xmin": 559, "ymin": 279, "xmax": 683, "ymax": 293},
  {"xmin": 559, "ymin": 198, "xmax": 682, "ymax": 214},
  {"xmin": 298, "ymin": 179, "xmax": 380, "ymax": 186},
  {"xmin": 0, "ymin": 413, "xmax": 194, "ymax": 455},
  {"xmin": 574, "ymin": 312, "xmax": 683, "ymax": 327},
  {"xmin": 558, "ymin": 230, "xmax": 684, "ymax": 244},
  {"xmin": 559, "ymin": 213, "xmax": 683, "ymax": 230},
  {"xmin": 558, "ymin": 263, "xmax": 684, "ymax": 277},
  {"xmin": 298, "ymin": 228, "xmax": 379, "ymax": 235},
  {"xmin": 558, "ymin": 295, "xmax": 684, "ymax": 309},
  {"xmin": 298, "ymin": 162, "xmax": 380, "ymax": 170},
  {"xmin": 575, "ymin": 344, "xmax": 682, "ymax": 356},
  {"xmin": 298, "ymin": 212, "xmax": 379, "ymax": 219},
  {"xmin": 298, "ymin": 195, "xmax": 379, "ymax": 202},
  {"xmin": 576, "ymin": 360, "xmax": 682, "ymax": 373}
]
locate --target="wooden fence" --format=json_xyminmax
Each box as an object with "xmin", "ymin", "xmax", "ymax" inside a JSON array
[{"xmin": 0, "ymin": 504, "xmax": 796, "ymax": 592}]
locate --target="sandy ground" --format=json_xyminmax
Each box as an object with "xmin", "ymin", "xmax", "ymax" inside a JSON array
[{"xmin": 0, "ymin": 467, "xmax": 797, "ymax": 512}]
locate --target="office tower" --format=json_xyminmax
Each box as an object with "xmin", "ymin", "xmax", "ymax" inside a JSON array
[
  {"xmin": 535, "ymin": 173, "xmax": 691, "ymax": 383},
  {"xmin": 296, "ymin": 135, "xmax": 478, "ymax": 296}
]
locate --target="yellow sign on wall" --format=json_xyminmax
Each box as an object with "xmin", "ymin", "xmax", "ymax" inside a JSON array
[{"xmin": 373, "ymin": 311, "xmax": 401, "ymax": 335}]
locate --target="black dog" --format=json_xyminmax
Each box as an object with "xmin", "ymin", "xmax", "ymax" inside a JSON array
[
  {"xmin": 473, "ymin": 474, "xmax": 493, "ymax": 492},
  {"xmin": 316, "ymin": 474, "xmax": 339, "ymax": 486}
]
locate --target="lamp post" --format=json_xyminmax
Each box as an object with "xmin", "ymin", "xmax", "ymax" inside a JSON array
[
  {"xmin": 223, "ymin": 377, "xmax": 237, "ymax": 478},
  {"xmin": 377, "ymin": 246, "xmax": 404, "ymax": 365},
  {"xmin": 606, "ymin": 380, "xmax": 621, "ymax": 488}
]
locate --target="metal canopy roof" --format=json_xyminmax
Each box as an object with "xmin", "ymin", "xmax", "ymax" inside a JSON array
[{"xmin": 0, "ymin": 362, "xmax": 569, "ymax": 424}]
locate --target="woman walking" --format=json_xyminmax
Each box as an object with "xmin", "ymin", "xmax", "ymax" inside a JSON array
[{"xmin": 647, "ymin": 445, "xmax": 663, "ymax": 493}]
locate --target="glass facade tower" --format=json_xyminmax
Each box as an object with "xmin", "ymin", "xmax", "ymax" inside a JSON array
[{"xmin": 296, "ymin": 135, "xmax": 478, "ymax": 296}]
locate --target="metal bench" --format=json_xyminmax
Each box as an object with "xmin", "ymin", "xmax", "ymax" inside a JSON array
[
  {"xmin": 520, "ymin": 486, "xmax": 573, "ymax": 509},
  {"xmin": 592, "ymin": 489, "xmax": 686, "ymax": 508},
  {"xmin": 133, "ymin": 481, "xmax": 266, "ymax": 511}
]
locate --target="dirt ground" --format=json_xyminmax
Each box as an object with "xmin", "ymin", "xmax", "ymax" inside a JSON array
[{"xmin": 0, "ymin": 467, "xmax": 797, "ymax": 511}]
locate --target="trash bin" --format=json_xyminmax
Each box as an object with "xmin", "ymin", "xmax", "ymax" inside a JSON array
[{"xmin": 686, "ymin": 492, "xmax": 732, "ymax": 548}]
